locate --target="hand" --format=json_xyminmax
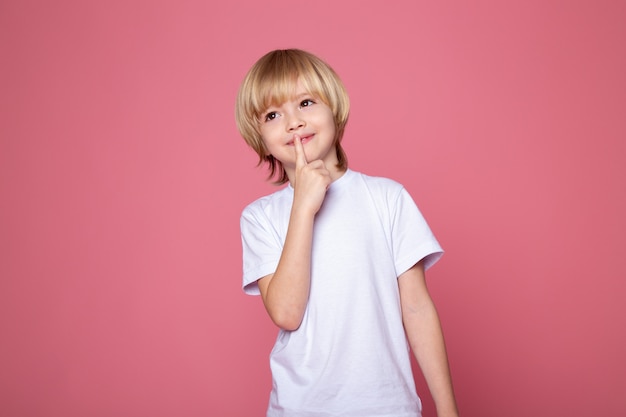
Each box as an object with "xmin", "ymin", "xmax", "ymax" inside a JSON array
[{"xmin": 292, "ymin": 135, "xmax": 331, "ymax": 215}]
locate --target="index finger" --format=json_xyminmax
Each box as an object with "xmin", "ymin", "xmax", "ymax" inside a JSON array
[{"xmin": 294, "ymin": 135, "xmax": 308, "ymax": 166}]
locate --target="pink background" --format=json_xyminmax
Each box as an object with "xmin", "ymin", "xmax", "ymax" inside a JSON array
[{"xmin": 1, "ymin": 1, "xmax": 625, "ymax": 416}]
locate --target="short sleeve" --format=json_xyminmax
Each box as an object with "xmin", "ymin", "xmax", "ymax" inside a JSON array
[
  {"xmin": 240, "ymin": 204, "xmax": 283, "ymax": 295},
  {"xmin": 391, "ymin": 187, "xmax": 443, "ymax": 276}
]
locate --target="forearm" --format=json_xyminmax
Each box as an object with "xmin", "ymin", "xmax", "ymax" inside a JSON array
[
  {"xmin": 399, "ymin": 264, "xmax": 458, "ymax": 417},
  {"xmin": 259, "ymin": 135, "xmax": 331, "ymax": 331},
  {"xmin": 261, "ymin": 205, "xmax": 315, "ymax": 330},
  {"xmin": 404, "ymin": 303, "xmax": 458, "ymax": 417}
]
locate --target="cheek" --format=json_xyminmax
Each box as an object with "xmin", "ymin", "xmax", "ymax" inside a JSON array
[
  {"xmin": 258, "ymin": 129, "xmax": 273, "ymax": 147},
  {"xmin": 325, "ymin": 118, "xmax": 337, "ymax": 137},
  {"xmin": 259, "ymin": 135, "xmax": 281, "ymax": 157},
  {"xmin": 260, "ymin": 122, "xmax": 280, "ymax": 140}
]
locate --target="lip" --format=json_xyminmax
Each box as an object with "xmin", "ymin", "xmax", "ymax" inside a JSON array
[{"xmin": 287, "ymin": 134, "xmax": 314, "ymax": 146}]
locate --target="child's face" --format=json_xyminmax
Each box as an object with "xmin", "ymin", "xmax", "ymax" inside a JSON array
[{"xmin": 259, "ymin": 80, "xmax": 337, "ymax": 177}]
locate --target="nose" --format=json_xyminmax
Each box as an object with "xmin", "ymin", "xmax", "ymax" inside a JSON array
[{"xmin": 286, "ymin": 112, "xmax": 305, "ymax": 131}]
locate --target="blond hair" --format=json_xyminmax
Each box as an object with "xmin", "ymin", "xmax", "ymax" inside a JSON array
[{"xmin": 235, "ymin": 49, "xmax": 350, "ymax": 184}]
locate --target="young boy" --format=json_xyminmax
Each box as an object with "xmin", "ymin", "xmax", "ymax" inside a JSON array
[{"xmin": 235, "ymin": 49, "xmax": 459, "ymax": 417}]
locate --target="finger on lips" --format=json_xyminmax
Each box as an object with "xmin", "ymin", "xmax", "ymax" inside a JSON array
[{"xmin": 294, "ymin": 135, "xmax": 308, "ymax": 165}]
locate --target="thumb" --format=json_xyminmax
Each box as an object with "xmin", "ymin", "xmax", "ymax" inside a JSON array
[{"xmin": 294, "ymin": 135, "xmax": 308, "ymax": 166}]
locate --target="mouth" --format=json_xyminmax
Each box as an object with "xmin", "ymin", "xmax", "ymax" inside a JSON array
[{"xmin": 287, "ymin": 134, "xmax": 314, "ymax": 146}]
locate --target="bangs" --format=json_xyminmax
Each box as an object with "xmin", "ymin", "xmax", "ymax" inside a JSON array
[
  {"xmin": 250, "ymin": 56, "xmax": 330, "ymax": 120},
  {"xmin": 256, "ymin": 74, "xmax": 299, "ymax": 113}
]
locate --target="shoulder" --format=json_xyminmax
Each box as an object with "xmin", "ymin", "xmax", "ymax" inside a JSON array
[
  {"xmin": 241, "ymin": 186, "xmax": 293, "ymax": 222},
  {"xmin": 351, "ymin": 170, "xmax": 406, "ymax": 198}
]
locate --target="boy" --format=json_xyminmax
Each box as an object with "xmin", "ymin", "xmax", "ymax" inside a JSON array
[{"xmin": 236, "ymin": 49, "xmax": 459, "ymax": 417}]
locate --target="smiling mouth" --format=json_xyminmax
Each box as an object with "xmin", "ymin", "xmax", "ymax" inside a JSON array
[{"xmin": 287, "ymin": 134, "xmax": 314, "ymax": 146}]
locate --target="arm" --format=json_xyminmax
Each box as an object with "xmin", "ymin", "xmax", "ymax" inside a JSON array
[
  {"xmin": 258, "ymin": 136, "xmax": 330, "ymax": 331},
  {"xmin": 399, "ymin": 261, "xmax": 459, "ymax": 417}
]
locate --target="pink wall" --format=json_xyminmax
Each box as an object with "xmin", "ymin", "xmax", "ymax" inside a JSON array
[{"xmin": 1, "ymin": 1, "xmax": 624, "ymax": 416}]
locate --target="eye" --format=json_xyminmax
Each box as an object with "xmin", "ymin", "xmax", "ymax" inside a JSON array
[
  {"xmin": 300, "ymin": 99, "xmax": 315, "ymax": 108},
  {"xmin": 264, "ymin": 111, "xmax": 278, "ymax": 122}
]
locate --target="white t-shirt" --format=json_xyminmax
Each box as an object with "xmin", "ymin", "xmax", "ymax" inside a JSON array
[{"xmin": 241, "ymin": 169, "xmax": 443, "ymax": 417}]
